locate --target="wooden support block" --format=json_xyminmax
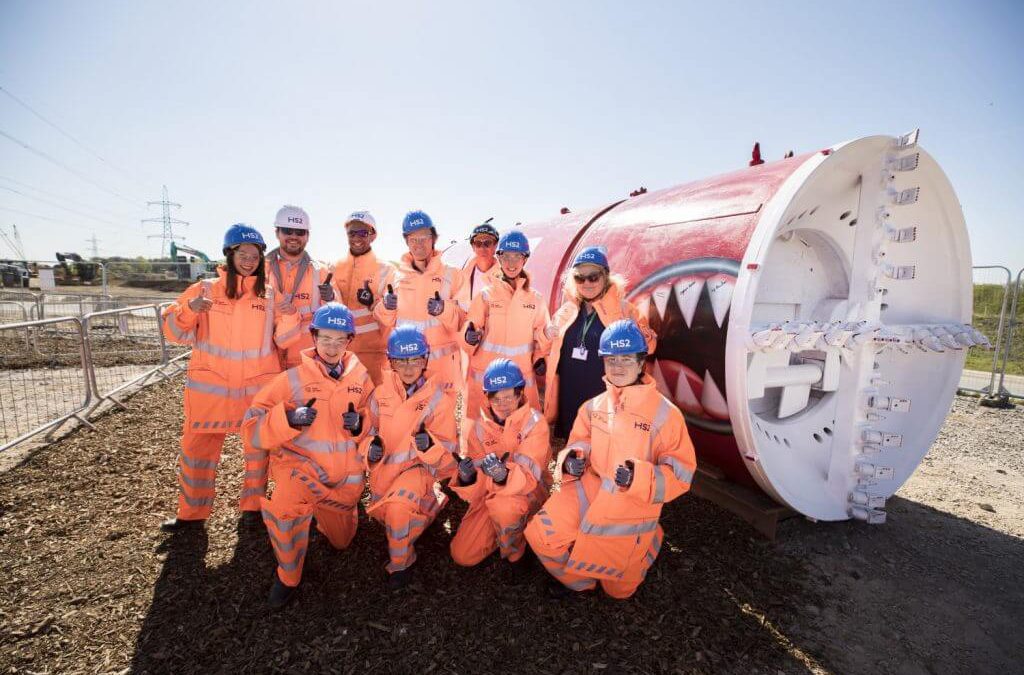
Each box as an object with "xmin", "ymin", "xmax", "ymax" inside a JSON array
[{"xmin": 690, "ymin": 466, "xmax": 797, "ymax": 540}]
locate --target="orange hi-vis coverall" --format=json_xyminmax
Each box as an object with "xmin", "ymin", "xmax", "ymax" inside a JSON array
[
  {"xmin": 374, "ymin": 251, "xmax": 468, "ymax": 401},
  {"xmin": 450, "ymin": 404, "xmax": 552, "ymax": 566},
  {"xmin": 265, "ymin": 250, "xmax": 332, "ymax": 368},
  {"xmin": 162, "ymin": 271, "xmax": 302, "ymax": 520},
  {"xmin": 361, "ymin": 370, "xmax": 459, "ymax": 574},
  {"xmin": 241, "ymin": 349, "xmax": 372, "ymax": 587},
  {"xmin": 331, "ymin": 250, "xmax": 396, "ymax": 386},
  {"xmin": 544, "ymin": 280, "xmax": 657, "ymax": 424},
  {"xmin": 460, "ymin": 268, "xmax": 551, "ymax": 421},
  {"xmin": 525, "ymin": 374, "xmax": 696, "ymax": 598}
]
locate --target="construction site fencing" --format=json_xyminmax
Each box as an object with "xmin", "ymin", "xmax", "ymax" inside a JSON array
[
  {"xmin": 0, "ymin": 304, "xmax": 191, "ymax": 452},
  {"xmin": 958, "ymin": 265, "xmax": 1023, "ymax": 401},
  {"xmin": 0, "ymin": 316, "xmax": 95, "ymax": 452},
  {"xmin": 994, "ymin": 267, "xmax": 1024, "ymax": 399}
]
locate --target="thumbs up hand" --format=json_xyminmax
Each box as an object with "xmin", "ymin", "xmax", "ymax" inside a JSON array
[
  {"xmin": 464, "ymin": 321, "xmax": 482, "ymax": 346},
  {"xmin": 614, "ymin": 460, "xmax": 635, "ymax": 489},
  {"xmin": 287, "ymin": 398, "xmax": 318, "ymax": 428},
  {"xmin": 456, "ymin": 453, "xmax": 476, "ymax": 484},
  {"xmin": 318, "ymin": 272, "xmax": 335, "ymax": 302},
  {"xmin": 563, "ymin": 450, "xmax": 586, "ymax": 478},
  {"xmin": 426, "ymin": 290, "xmax": 444, "ymax": 317},
  {"xmin": 188, "ymin": 284, "xmax": 214, "ymax": 313},
  {"xmin": 383, "ymin": 284, "xmax": 398, "ymax": 311},
  {"xmin": 481, "ymin": 452, "xmax": 509, "ymax": 484},
  {"xmin": 367, "ymin": 435, "xmax": 385, "ymax": 463},
  {"xmin": 342, "ymin": 401, "xmax": 362, "ymax": 435},
  {"xmin": 413, "ymin": 422, "xmax": 432, "ymax": 452},
  {"xmin": 356, "ymin": 280, "xmax": 374, "ymax": 307}
]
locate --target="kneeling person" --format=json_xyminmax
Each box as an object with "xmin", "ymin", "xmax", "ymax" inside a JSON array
[
  {"xmin": 525, "ymin": 319, "xmax": 696, "ymax": 599},
  {"xmin": 450, "ymin": 358, "xmax": 551, "ymax": 568},
  {"xmin": 242, "ymin": 303, "xmax": 372, "ymax": 609},
  {"xmin": 362, "ymin": 325, "xmax": 458, "ymax": 590}
]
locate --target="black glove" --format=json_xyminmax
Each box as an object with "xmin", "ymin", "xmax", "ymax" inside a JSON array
[
  {"xmin": 414, "ymin": 422, "xmax": 432, "ymax": 452},
  {"xmin": 427, "ymin": 291, "xmax": 444, "ymax": 317},
  {"xmin": 533, "ymin": 358, "xmax": 546, "ymax": 377},
  {"xmin": 615, "ymin": 461, "xmax": 635, "ymax": 489},
  {"xmin": 563, "ymin": 452, "xmax": 585, "ymax": 478},
  {"xmin": 286, "ymin": 398, "xmax": 317, "ymax": 428},
  {"xmin": 481, "ymin": 452, "xmax": 509, "ymax": 484},
  {"xmin": 464, "ymin": 321, "xmax": 482, "ymax": 346},
  {"xmin": 383, "ymin": 284, "xmax": 398, "ymax": 311},
  {"xmin": 367, "ymin": 435, "xmax": 384, "ymax": 463},
  {"xmin": 356, "ymin": 280, "xmax": 374, "ymax": 307},
  {"xmin": 342, "ymin": 402, "xmax": 362, "ymax": 435},
  {"xmin": 317, "ymin": 272, "xmax": 335, "ymax": 302},
  {"xmin": 456, "ymin": 455, "xmax": 476, "ymax": 484}
]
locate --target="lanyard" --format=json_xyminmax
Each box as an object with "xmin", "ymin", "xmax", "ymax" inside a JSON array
[{"xmin": 578, "ymin": 306, "xmax": 598, "ymax": 349}]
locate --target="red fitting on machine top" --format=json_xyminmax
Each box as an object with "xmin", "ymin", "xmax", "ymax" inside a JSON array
[
  {"xmin": 560, "ymin": 207, "xmax": 571, "ymax": 214},
  {"xmin": 629, "ymin": 187, "xmax": 648, "ymax": 197},
  {"xmin": 749, "ymin": 142, "xmax": 764, "ymax": 167}
]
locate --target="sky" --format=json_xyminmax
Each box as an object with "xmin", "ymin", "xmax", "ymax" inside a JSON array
[{"xmin": 0, "ymin": 1, "xmax": 1022, "ymax": 275}]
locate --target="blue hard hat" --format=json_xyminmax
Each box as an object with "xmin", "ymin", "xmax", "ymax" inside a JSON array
[
  {"xmin": 402, "ymin": 210, "xmax": 435, "ymax": 236},
  {"xmin": 572, "ymin": 246, "xmax": 609, "ymax": 270},
  {"xmin": 497, "ymin": 230, "xmax": 530, "ymax": 256},
  {"xmin": 482, "ymin": 358, "xmax": 526, "ymax": 393},
  {"xmin": 222, "ymin": 223, "xmax": 267, "ymax": 254},
  {"xmin": 310, "ymin": 303, "xmax": 355, "ymax": 334},
  {"xmin": 598, "ymin": 319, "xmax": 647, "ymax": 357},
  {"xmin": 386, "ymin": 324, "xmax": 430, "ymax": 359}
]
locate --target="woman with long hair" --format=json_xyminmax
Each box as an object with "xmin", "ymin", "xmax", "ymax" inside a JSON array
[
  {"xmin": 159, "ymin": 223, "xmax": 302, "ymax": 532},
  {"xmin": 543, "ymin": 246, "xmax": 657, "ymax": 439}
]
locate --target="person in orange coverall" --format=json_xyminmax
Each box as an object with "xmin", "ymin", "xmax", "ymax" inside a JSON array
[
  {"xmin": 462, "ymin": 219, "xmax": 499, "ymax": 302},
  {"xmin": 330, "ymin": 210, "xmax": 395, "ymax": 385},
  {"xmin": 525, "ymin": 319, "xmax": 696, "ymax": 599},
  {"xmin": 160, "ymin": 224, "xmax": 301, "ymax": 532},
  {"xmin": 373, "ymin": 210, "xmax": 468, "ymax": 404},
  {"xmin": 264, "ymin": 205, "xmax": 335, "ymax": 368},
  {"xmin": 242, "ymin": 303, "xmax": 372, "ymax": 609},
  {"xmin": 449, "ymin": 358, "xmax": 551, "ymax": 571},
  {"xmin": 460, "ymin": 230, "xmax": 550, "ymax": 421},
  {"xmin": 361, "ymin": 324, "xmax": 459, "ymax": 591}
]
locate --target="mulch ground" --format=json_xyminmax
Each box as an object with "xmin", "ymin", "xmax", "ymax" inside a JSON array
[{"xmin": 0, "ymin": 376, "xmax": 826, "ymax": 674}]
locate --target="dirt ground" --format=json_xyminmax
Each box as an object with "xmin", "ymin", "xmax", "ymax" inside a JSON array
[{"xmin": 0, "ymin": 379, "xmax": 1020, "ymax": 674}]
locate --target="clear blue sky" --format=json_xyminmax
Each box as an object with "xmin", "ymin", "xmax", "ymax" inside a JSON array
[{"xmin": 1, "ymin": 1, "xmax": 1022, "ymax": 275}]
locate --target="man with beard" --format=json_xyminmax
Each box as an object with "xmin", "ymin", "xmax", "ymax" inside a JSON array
[{"xmin": 265, "ymin": 205, "xmax": 336, "ymax": 368}]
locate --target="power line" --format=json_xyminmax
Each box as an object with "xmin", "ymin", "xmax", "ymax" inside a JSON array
[
  {"xmin": 0, "ymin": 83, "xmax": 154, "ymax": 190},
  {"xmin": 0, "ymin": 205, "xmax": 145, "ymax": 238},
  {"xmin": 0, "ymin": 184, "xmax": 133, "ymax": 228},
  {"xmin": 0, "ymin": 127, "xmax": 146, "ymax": 208},
  {"xmin": 0, "ymin": 175, "xmax": 139, "ymax": 221}
]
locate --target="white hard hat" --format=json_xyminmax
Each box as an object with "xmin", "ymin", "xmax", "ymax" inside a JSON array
[
  {"xmin": 274, "ymin": 205, "xmax": 310, "ymax": 230},
  {"xmin": 345, "ymin": 210, "xmax": 377, "ymax": 230}
]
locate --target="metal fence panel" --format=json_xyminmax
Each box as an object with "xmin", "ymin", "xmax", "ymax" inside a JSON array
[
  {"xmin": 994, "ymin": 267, "xmax": 1024, "ymax": 398},
  {"xmin": 0, "ymin": 316, "xmax": 94, "ymax": 451},
  {"xmin": 959, "ymin": 266, "xmax": 1011, "ymax": 395}
]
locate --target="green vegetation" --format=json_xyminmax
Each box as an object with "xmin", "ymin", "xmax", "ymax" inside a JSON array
[{"xmin": 964, "ymin": 282, "xmax": 1024, "ymax": 376}]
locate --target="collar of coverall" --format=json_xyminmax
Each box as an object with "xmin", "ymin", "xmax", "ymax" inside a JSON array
[{"xmin": 214, "ymin": 267, "xmax": 260, "ymax": 294}]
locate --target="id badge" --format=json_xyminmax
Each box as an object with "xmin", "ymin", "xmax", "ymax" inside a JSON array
[{"xmin": 572, "ymin": 346, "xmax": 588, "ymax": 360}]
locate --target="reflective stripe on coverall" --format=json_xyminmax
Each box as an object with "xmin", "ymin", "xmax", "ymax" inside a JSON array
[
  {"xmin": 524, "ymin": 374, "xmax": 696, "ymax": 598},
  {"xmin": 543, "ymin": 280, "xmax": 657, "ymax": 424},
  {"xmin": 162, "ymin": 270, "xmax": 302, "ymax": 519},
  {"xmin": 360, "ymin": 369, "xmax": 458, "ymax": 573},
  {"xmin": 331, "ymin": 250, "xmax": 396, "ymax": 386},
  {"xmin": 265, "ymin": 250, "xmax": 331, "ymax": 368},
  {"xmin": 450, "ymin": 405, "xmax": 551, "ymax": 566},
  {"xmin": 373, "ymin": 251, "xmax": 468, "ymax": 403},
  {"xmin": 242, "ymin": 349, "xmax": 372, "ymax": 587},
  {"xmin": 459, "ymin": 268, "xmax": 551, "ymax": 421}
]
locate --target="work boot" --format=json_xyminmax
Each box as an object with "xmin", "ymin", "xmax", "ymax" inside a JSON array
[
  {"xmin": 268, "ymin": 577, "xmax": 298, "ymax": 610},
  {"xmin": 387, "ymin": 567, "xmax": 414, "ymax": 592},
  {"xmin": 160, "ymin": 517, "xmax": 205, "ymax": 532},
  {"xmin": 240, "ymin": 510, "xmax": 263, "ymax": 527}
]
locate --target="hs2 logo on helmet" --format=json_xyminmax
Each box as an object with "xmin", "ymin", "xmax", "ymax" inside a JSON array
[
  {"xmin": 609, "ymin": 339, "xmax": 632, "ymax": 349},
  {"xmin": 288, "ymin": 216, "xmax": 304, "ymax": 224},
  {"xmin": 241, "ymin": 232, "xmax": 259, "ymax": 239},
  {"xmin": 399, "ymin": 343, "xmax": 418, "ymax": 353},
  {"xmin": 326, "ymin": 317, "xmax": 347, "ymax": 327}
]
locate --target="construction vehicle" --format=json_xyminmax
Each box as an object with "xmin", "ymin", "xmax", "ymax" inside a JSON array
[{"xmin": 55, "ymin": 252, "xmax": 99, "ymax": 285}]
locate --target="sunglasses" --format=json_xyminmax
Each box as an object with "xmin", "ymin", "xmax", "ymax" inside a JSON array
[
  {"xmin": 278, "ymin": 227, "xmax": 308, "ymax": 236},
  {"xmin": 471, "ymin": 239, "xmax": 497, "ymax": 248},
  {"xmin": 347, "ymin": 228, "xmax": 373, "ymax": 238},
  {"xmin": 573, "ymin": 271, "xmax": 605, "ymax": 283},
  {"xmin": 390, "ymin": 357, "xmax": 427, "ymax": 367}
]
